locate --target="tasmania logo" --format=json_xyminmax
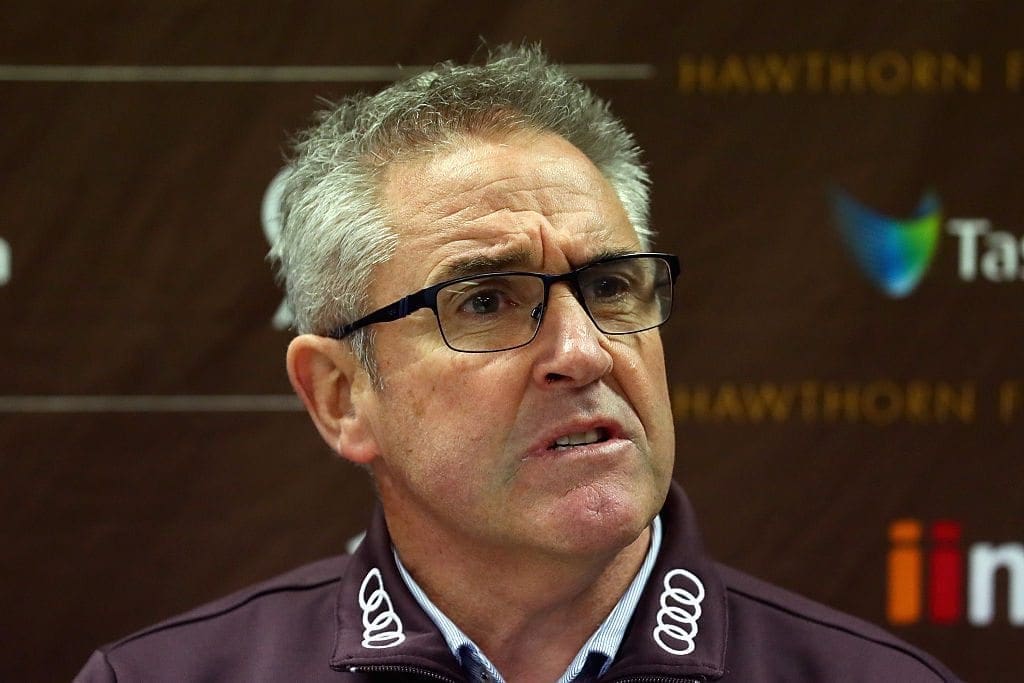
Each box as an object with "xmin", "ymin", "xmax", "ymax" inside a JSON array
[
  {"xmin": 887, "ymin": 519, "xmax": 1024, "ymax": 626},
  {"xmin": 829, "ymin": 187, "xmax": 942, "ymax": 298}
]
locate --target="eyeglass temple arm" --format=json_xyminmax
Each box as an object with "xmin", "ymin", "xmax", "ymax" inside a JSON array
[
  {"xmin": 329, "ymin": 290, "xmax": 432, "ymax": 340},
  {"xmin": 660, "ymin": 253, "xmax": 681, "ymax": 282}
]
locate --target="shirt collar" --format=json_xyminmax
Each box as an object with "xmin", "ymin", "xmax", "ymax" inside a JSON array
[{"xmin": 393, "ymin": 517, "xmax": 663, "ymax": 683}]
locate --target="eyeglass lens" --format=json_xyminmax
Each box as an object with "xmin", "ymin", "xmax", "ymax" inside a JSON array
[{"xmin": 434, "ymin": 256, "xmax": 673, "ymax": 352}]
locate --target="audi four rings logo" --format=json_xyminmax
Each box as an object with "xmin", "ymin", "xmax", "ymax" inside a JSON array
[
  {"xmin": 653, "ymin": 568, "xmax": 705, "ymax": 656},
  {"xmin": 358, "ymin": 568, "xmax": 406, "ymax": 648}
]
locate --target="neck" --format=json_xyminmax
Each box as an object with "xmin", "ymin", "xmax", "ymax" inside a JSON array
[{"xmin": 385, "ymin": 509, "xmax": 651, "ymax": 682}]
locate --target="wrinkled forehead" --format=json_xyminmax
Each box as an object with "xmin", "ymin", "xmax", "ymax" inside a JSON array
[{"xmin": 377, "ymin": 131, "xmax": 637, "ymax": 255}]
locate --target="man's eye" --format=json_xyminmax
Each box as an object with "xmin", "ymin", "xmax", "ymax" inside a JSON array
[
  {"xmin": 461, "ymin": 290, "xmax": 511, "ymax": 315},
  {"xmin": 589, "ymin": 276, "xmax": 631, "ymax": 300}
]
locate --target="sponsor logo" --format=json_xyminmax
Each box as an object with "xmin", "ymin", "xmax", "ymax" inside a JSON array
[
  {"xmin": 653, "ymin": 568, "xmax": 705, "ymax": 656},
  {"xmin": 830, "ymin": 187, "xmax": 942, "ymax": 297},
  {"xmin": 261, "ymin": 168, "xmax": 294, "ymax": 330},
  {"xmin": 829, "ymin": 188, "xmax": 1024, "ymax": 295},
  {"xmin": 358, "ymin": 568, "xmax": 406, "ymax": 648},
  {"xmin": 947, "ymin": 218, "xmax": 1024, "ymax": 282},
  {"xmin": 887, "ymin": 519, "xmax": 1024, "ymax": 626},
  {"xmin": 679, "ymin": 50, "xmax": 1024, "ymax": 95},
  {"xmin": 0, "ymin": 237, "xmax": 9, "ymax": 286},
  {"xmin": 1008, "ymin": 50, "xmax": 1024, "ymax": 92},
  {"xmin": 672, "ymin": 380, "xmax": 1024, "ymax": 425},
  {"xmin": 674, "ymin": 380, "xmax": 973, "ymax": 425}
]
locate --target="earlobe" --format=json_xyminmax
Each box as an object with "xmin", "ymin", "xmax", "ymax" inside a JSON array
[{"xmin": 286, "ymin": 334, "xmax": 380, "ymax": 464}]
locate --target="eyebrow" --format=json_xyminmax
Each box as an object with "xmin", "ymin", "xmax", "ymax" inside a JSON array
[
  {"xmin": 588, "ymin": 246, "xmax": 640, "ymax": 263},
  {"xmin": 431, "ymin": 245, "xmax": 641, "ymax": 284},
  {"xmin": 431, "ymin": 248, "xmax": 537, "ymax": 283}
]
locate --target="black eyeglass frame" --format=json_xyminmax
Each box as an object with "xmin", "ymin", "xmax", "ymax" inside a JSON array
[{"xmin": 327, "ymin": 252, "xmax": 681, "ymax": 353}]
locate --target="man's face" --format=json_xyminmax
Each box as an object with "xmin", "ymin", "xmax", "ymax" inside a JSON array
[{"xmin": 355, "ymin": 131, "xmax": 675, "ymax": 559}]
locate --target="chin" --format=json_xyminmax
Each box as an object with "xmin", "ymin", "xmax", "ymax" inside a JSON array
[{"xmin": 546, "ymin": 483, "xmax": 654, "ymax": 556}]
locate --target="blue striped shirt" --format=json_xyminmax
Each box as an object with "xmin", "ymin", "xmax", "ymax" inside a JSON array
[{"xmin": 394, "ymin": 515, "xmax": 663, "ymax": 683}]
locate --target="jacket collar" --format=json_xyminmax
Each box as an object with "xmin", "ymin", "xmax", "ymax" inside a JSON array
[
  {"xmin": 601, "ymin": 481, "xmax": 728, "ymax": 680},
  {"xmin": 330, "ymin": 481, "xmax": 727, "ymax": 680},
  {"xmin": 329, "ymin": 504, "xmax": 464, "ymax": 679}
]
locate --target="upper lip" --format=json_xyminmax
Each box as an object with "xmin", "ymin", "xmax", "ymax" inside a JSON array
[{"xmin": 527, "ymin": 417, "xmax": 626, "ymax": 456}]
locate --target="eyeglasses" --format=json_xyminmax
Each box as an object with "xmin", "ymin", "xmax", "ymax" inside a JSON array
[{"xmin": 328, "ymin": 252, "xmax": 681, "ymax": 353}]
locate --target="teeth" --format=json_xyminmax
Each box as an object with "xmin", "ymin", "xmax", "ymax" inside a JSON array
[{"xmin": 553, "ymin": 429, "xmax": 602, "ymax": 448}]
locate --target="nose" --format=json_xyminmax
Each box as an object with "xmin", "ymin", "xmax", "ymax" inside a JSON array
[{"xmin": 530, "ymin": 285, "xmax": 613, "ymax": 388}]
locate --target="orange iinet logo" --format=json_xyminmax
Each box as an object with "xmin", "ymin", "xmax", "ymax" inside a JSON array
[{"xmin": 887, "ymin": 519, "xmax": 1024, "ymax": 626}]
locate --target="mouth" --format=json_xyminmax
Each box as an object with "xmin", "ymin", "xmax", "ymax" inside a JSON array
[
  {"xmin": 525, "ymin": 416, "xmax": 629, "ymax": 460},
  {"xmin": 549, "ymin": 427, "xmax": 611, "ymax": 450}
]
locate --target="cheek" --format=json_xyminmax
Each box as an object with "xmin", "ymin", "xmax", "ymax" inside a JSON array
[
  {"xmin": 615, "ymin": 332, "xmax": 666, "ymax": 382},
  {"xmin": 640, "ymin": 334, "xmax": 669, "ymax": 390},
  {"xmin": 389, "ymin": 351, "xmax": 527, "ymax": 448},
  {"xmin": 620, "ymin": 336, "xmax": 672, "ymax": 429},
  {"xmin": 406, "ymin": 373, "xmax": 440, "ymax": 421}
]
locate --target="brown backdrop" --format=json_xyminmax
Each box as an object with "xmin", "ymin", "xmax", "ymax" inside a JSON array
[{"xmin": 2, "ymin": 2, "xmax": 1022, "ymax": 680}]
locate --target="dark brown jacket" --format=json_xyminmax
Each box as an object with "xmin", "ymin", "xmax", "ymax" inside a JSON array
[{"xmin": 75, "ymin": 483, "xmax": 961, "ymax": 682}]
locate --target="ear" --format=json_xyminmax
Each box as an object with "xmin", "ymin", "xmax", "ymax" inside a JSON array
[{"xmin": 286, "ymin": 334, "xmax": 380, "ymax": 465}]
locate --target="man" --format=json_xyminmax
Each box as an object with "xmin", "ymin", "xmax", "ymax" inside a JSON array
[{"xmin": 76, "ymin": 45, "xmax": 960, "ymax": 682}]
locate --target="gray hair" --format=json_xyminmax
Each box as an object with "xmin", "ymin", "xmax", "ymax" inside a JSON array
[{"xmin": 271, "ymin": 44, "xmax": 652, "ymax": 373}]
